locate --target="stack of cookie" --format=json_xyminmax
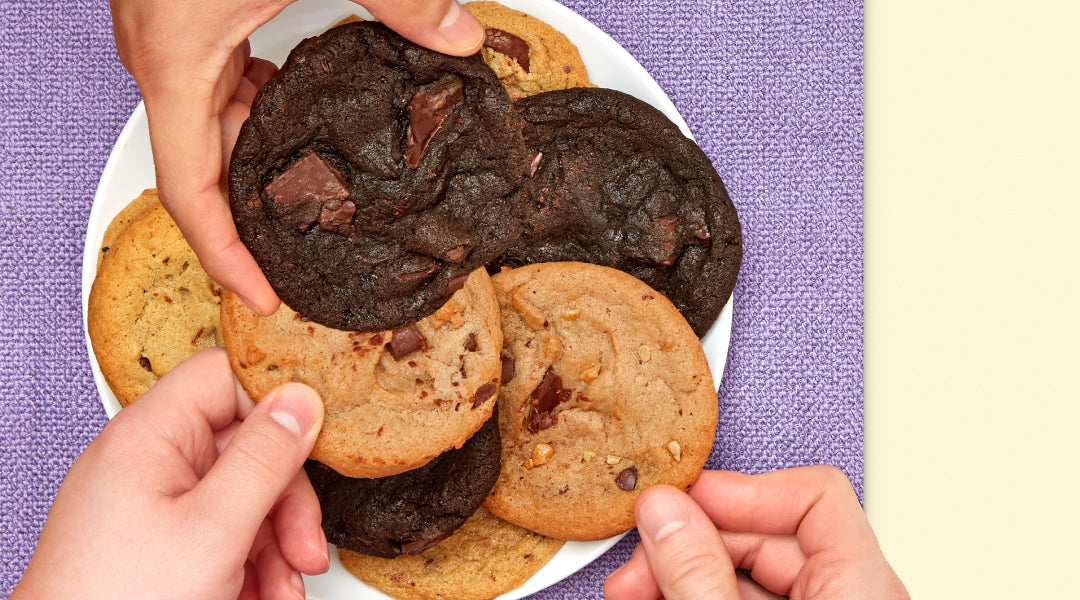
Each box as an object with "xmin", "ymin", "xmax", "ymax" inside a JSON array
[{"xmin": 88, "ymin": 3, "xmax": 742, "ymax": 599}]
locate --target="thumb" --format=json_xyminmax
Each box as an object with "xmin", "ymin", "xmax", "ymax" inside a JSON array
[
  {"xmin": 187, "ymin": 383, "xmax": 324, "ymax": 544},
  {"xmin": 358, "ymin": 0, "xmax": 485, "ymax": 55},
  {"xmin": 635, "ymin": 485, "xmax": 742, "ymax": 600}
]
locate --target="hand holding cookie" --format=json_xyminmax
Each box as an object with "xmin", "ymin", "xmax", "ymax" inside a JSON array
[
  {"xmin": 11, "ymin": 349, "xmax": 328, "ymax": 600},
  {"xmin": 604, "ymin": 466, "xmax": 909, "ymax": 600},
  {"xmin": 107, "ymin": 0, "xmax": 486, "ymax": 317}
]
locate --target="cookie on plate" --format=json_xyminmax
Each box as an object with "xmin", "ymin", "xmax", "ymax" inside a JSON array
[
  {"xmin": 484, "ymin": 262, "xmax": 717, "ymax": 541},
  {"xmin": 495, "ymin": 87, "xmax": 742, "ymax": 336},
  {"xmin": 88, "ymin": 193, "xmax": 222, "ymax": 407},
  {"xmin": 229, "ymin": 21, "xmax": 530, "ymax": 333},
  {"xmin": 305, "ymin": 407, "xmax": 502, "ymax": 559},
  {"xmin": 220, "ymin": 267, "xmax": 503, "ymax": 478},
  {"xmin": 96, "ymin": 188, "xmax": 160, "ymax": 272},
  {"xmin": 338, "ymin": 506, "xmax": 564, "ymax": 600},
  {"xmin": 465, "ymin": 1, "xmax": 593, "ymax": 100}
]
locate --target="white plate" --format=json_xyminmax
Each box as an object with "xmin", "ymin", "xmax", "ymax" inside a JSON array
[{"xmin": 81, "ymin": 1, "xmax": 733, "ymax": 598}]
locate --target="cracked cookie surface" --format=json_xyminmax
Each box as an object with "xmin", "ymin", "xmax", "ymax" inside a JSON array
[
  {"xmin": 484, "ymin": 262, "xmax": 717, "ymax": 541},
  {"xmin": 220, "ymin": 268, "xmax": 503, "ymax": 478},
  {"xmin": 88, "ymin": 191, "xmax": 222, "ymax": 407}
]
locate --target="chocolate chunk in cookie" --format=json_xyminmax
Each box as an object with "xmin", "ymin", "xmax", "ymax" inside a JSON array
[
  {"xmin": 230, "ymin": 21, "xmax": 530, "ymax": 332},
  {"xmin": 494, "ymin": 88, "xmax": 743, "ymax": 337},
  {"xmin": 306, "ymin": 408, "xmax": 502, "ymax": 559}
]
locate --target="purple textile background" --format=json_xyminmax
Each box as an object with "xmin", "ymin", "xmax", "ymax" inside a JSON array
[{"xmin": 0, "ymin": 0, "xmax": 862, "ymax": 597}]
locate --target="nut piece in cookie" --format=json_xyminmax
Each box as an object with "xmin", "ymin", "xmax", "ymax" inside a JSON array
[
  {"xmin": 496, "ymin": 87, "xmax": 743, "ymax": 337},
  {"xmin": 220, "ymin": 267, "xmax": 503, "ymax": 478},
  {"xmin": 484, "ymin": 262, "xmax": 717, "ymax": 541},
  {"xmin": 229, "ymin": 21, "xmax": 530, "ymax": 333},
  {"xmin": 465, "ymin": 1, "xmax": 594, "ymax": 100},
  {"xmin": 88, "ymin": 192, "xmax": 223, "ymax": 407},
  {"xmin": 338, "ymin": 507, "xmax": 563, "ymax": 600}
]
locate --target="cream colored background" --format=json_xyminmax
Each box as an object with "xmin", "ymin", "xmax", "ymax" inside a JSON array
[{"xmin": 864, "ymin": 0, "xmax": 1080, "ymax": 596}]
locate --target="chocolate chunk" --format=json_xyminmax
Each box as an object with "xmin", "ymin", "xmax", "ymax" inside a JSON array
[
  {"xmin": 472, "ymin": 380, "xmax": 497, "ymax": 408},
  {"xmin": 400, "ymin": 263, "xmax": 438, "ymax": 281},
  {"xmin": 406, "ymin": 76, "xmax": 464, "ymax": 169},
  {"xmin": 463, "ymin": 333, "xmax": 477, "ymax": 352},
  {"xmin": 318, "ymin": 198, "xmax": 356, "ymax": 235},
  {"xmin": 501, "ymin": 353, "xmax": 516, "ymax": 384},
  {"xmin": 388, "ymin": 324, "xmax": 427, "ymax": 360},
  {"xmin": 615, "ymin": 466, "xmax": 638, "ymax": 491},
  {"xmin": 528, "ymin": 152, "xmax": 543, "ymax": 177},
  {"xmin": 484, "ymin": 29, "xmax": 531, "ymax": 72},
  {"xmin": 444, "ymin": 275, "xmax": 469, "ymax": 297},
  {"xmin": 139, "ymin": 356, "xmax": 152, "ymax": 372},
  {"xmin": 264, "ymin": 152, "xmax": 350, "ymax": 231},
  {"xmin": 445, "ymin": 245, "xmax": 467, "ymax": 262},
  {"xmin": 525, "ymin": 370, "xmax": 571, "ymax": 433}
]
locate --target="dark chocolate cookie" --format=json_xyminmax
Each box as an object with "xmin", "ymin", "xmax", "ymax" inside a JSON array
[
  {"xmin": 305, "ymin": 408, "xmax": 502, "ymax": 558},
  {"xmin": 230, "ymin": 21, "xmax": 530, "ymax": 332},
  {"xmin": 494, "ymin": 88, "xmax": 742, "ymax": 336}
]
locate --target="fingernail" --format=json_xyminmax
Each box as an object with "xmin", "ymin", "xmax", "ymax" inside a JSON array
[
  {"xmin": 637, "ymin": 492, "xmax": 689, "ymax": 543},
  {"xmin": 233, "ymin": 375, "xmax": 256, "ymax": 419},
  {"xmin": 290, "ymin": 570, "xmax": 305, "ymax": 599},
  {"xmin": 438, "ymin": 2, "xmax": 484, "ymax": 53},
  {"xmin": 268, "ymin": 384, "xmax": 320, "ymax": 438},
  {"xmin": 318, "ymin": 527, "xmax": 330, "ymax": 573}
]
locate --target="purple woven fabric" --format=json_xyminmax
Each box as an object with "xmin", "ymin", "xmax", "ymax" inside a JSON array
[{"xmin": 0, "ymin": 0, "xmax": 862, "ymax": 597}]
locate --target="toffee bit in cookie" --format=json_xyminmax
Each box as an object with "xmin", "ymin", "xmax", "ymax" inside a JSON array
[
  {"xmin": 471, "ymin": 380, "xmax": 498, "ymax": 408},
  {"xmin": 580, "ymin": 362, "xmax": 601, "ymax": 383},
  {"xmin": 615, "ymin": 466, "xmax": 638, "ymax": 491},
  {"xmin": 532, "ymin": 442, "xmax": 554, "ymax": 466},
  {"xmin": 524, "ymin": 370, "xmax": 571, "ymax": 433},
  {"xmin": 139, "ymin": 356, "xmax": 152, "ymax": 372},
  {"xmin": 464, "ymin": 333, "xmax": 478, "ymax": 352},
  {"xmin": 638, "ymin": 345, "xmax": 652, "ymax": 363},
  {"xmin": 388, "ymin": 324, "xmax": 427, "ymax": 360},
  {"xmin": 264, "ymin": 152, "xmax": 349, "ymax": 231},
  {"xmin": 483, "ymin": 29, "xmax": 531, "ymax": 72},
  {"xmin": 667, "ymin": 440, "xmax": 682, "ymax": 461},
  {"xmin": 500, "ymin": 353, "xmax": 516, "ymax": 384},
  {"xmin": 406, "ymin": 75, "xmax": 464, "ymax": 169}
]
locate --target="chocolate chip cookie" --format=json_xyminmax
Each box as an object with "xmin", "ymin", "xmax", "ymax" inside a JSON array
[
  {"xmin": 338, "ymin": 507, "xmax": 563, "ymax": 600},
  {"xmin": 494, "ymin": 87, "xmax": 742, "ymax": 336},
  {"xmin": 484, "ymin": 263, "xmax": 717, "ymax": 541},
  {"xmin": 229, "ymin": 20, "xmax": 530, "ymax": 332},
  {"xmin": 464, "ymin": 1, "xmax": 593, "ymax": 100},
  {"xmin": 305, "ymin": 407, "xmax": 501, "ymax": 559},
  {"xmin": 220, "ymin": 267, "xmax": 503, "ymax": 478},
  {"xmin": 88, "ymin": 192, "xmax": 222, "ymax": 407}
]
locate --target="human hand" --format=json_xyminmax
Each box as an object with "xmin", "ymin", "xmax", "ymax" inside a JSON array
[
  {"xmin": 12, "ymin": 348, "xmax": 326, "ymax": 600},
  {"xmin": 108, "ymin": 0, "xmax": 486, "ymax": 316},
  {"xmin": 604, "ymin": 466, "xmax": 909, "ymax": 600}
]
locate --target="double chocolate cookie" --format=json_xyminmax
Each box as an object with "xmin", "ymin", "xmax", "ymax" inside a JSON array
[
  {"xmin": 305, "ymin": 408, "xmax": 501, "ymax": 559},
  {"xmin": 495, "ymin": 88, "xmax": 742, "ymax": 336},
  {"xmin": 230, "ymin": 21, "xmax": 530, "ymax": 332}
]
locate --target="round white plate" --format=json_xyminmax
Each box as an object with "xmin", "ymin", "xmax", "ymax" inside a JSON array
[{"xmin": 81, "ymin": 1, "xmax": 733, "ymax": 598}]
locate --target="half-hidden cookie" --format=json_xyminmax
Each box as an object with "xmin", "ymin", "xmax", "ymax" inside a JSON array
[
  {"xmin": 464, "ymin": 1, "xmax": 593, "ymax": 100},
  {"xmin": 88, "ymin": 193, "xmax": 223, "ymax": 407},
  {"xmin": 484, "ymin": 262, "xmax": 717, "ymax": 541},
  {"xmin": 338, "ymin": 507, "xmax": 564, "ymax": 600},
  {"xmin": 305, "ymin": 407, "xmax": 501, "ymax": 559},
  {"xmin": 229, "ymin": 20, "xmax": 530, "ymax": 333},
  {"xmin": 494, "ymin": 87, "xmax": 742, "ymax": 336},
  {"xmin": 220, "ymin": 267, "xmax": 503, "ymax": 478}
]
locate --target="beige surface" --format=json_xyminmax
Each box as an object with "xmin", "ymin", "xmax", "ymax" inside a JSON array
[{"xmin": 864, "ymin": 0, "xmax": 1080, "ymax": 597}]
